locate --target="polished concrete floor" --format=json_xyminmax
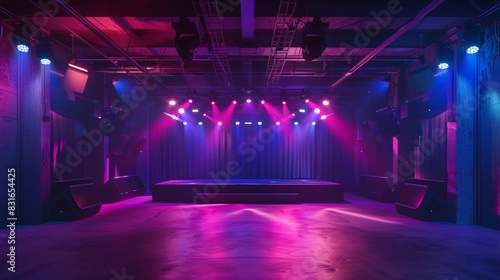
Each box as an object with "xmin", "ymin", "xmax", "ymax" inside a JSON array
[{"xmin": 1, "ymin": 194, "xmax": 499, "ymax": 280}]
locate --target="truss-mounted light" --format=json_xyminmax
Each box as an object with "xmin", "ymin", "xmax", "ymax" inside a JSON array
[
  {"xmin": 36, "ymin": 42, "xmax": 52, "ymax": 65},
  {"xmin": 12, "ymin": 24, "xmax": 30, "ymax": 53},
  {"xmin": 172, "ymin": 17, "xmax": 199, "ymax": 61},
  {"xmin": 464, "ymin": 24, "xmax": 481, "ymax": 55},
  {"xmin": 437, "ymin": 47, "xmax": 453, "ymax": 70},
  {"xmin": 301, "ymin": 17, "xmax": 329, "ymax": 61}
]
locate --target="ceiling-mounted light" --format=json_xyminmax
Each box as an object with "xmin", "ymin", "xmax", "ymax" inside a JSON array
[
  {"xmin": 464, "ymin": 24, "xmax": 481, "ymax": 55},
  {"xmin": 172, "ymin": 17, "xmax": 199, "ymax": 61},
  {"xmin": 36, "ymin": 42, "xmax": 52, "ymax": 65},
  {"xmin": 12, "ymin": 24, "xmax": 30, "ymax": 53},
  {"xmin": 301, "ymin": 17, "xmax": 329, "ymax": 61},
  {"xmin": 437, "ymin": 47, "xmax": 453, "ymax": 70}
]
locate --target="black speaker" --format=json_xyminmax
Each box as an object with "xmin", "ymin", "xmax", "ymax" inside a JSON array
[
  {"xmin": 354, "ymin": 175, "xmax": 397, "ymax": 202},
  {"xmin": 50, "ymin": 178, "xmax": 102, "ymax": 221},
  {"xmin": 395, "ymin": 178, "xmax": 447, "ymax": 221},
  {"xmin": 100, "ymin": 175, "xmax": 146, "ymax": 203}
]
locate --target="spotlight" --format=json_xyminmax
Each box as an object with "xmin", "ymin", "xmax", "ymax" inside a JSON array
[
  {"xmin": 217, "ymin": 121, "xmax": 222, "ymax": 126},
  {"xmin": 301, "ymin": 17, "xmax": 329, "ymax": 61},
  {"xmin": 178, "ymin": 108, "xmax": 185, "ymax": 114},
  {"xmin": 305, "ymin": 99, "xmax": 310, "ymax": 103},
  {"xmin": 169, "ymin": 100, "xmax": 176, "ymax": 106},
  {"xmin": 464, "ymin": 24, "xmax": 481, "ymax": 55},
  {"xmin": 282, "ymin": 101, "xmax": 287, "ymax": 105},
  {"xmin": 276, "ymin": 121, "xmax": 280, "ymax": 126},
  {"xmin": 314, "ymin": 108, "xmax": 321, "ymax": 114},
  {"xmin": 203, "ymin": 113, "xmax": 207, "ymax": 117},
  {"xmin": 235, "ymin": 121, "xmax": 240, "ymax": 125},
  {"xmin": 246, "ymin": 99, "xmax": 252, "ymax": 103},
  {"xmin": 244, "ymin": 122, "xmax": 252, "ymax": 125},
  {"xmin": 183, "ymin": 121, "xmax": 187, "ymax": 125},
  {"xmin": 312, "ymin": 122, "xmax": 316, "ymax": 125},
  {"xmin": 261, "ymin": 100, "xmax": 265, "ymax": 104},
  {"xmin": 294, "ymin": 122, "xmax": 299, "ymax": 126},
  {"xmin": 192, "ymin": 109, "xmax": 199, "ymax": 113},
  {"xmin": 437, "ymin": 47, "xmax": 453, "ymax": 70},
  {"xmin": 211, "ymin": 101, "xmax": 216, "ymax": 105},
  {"xmin": 189, "ymin": 99, "xmax": 193, "ymax": 103},
  {"xmin": 292, "ymin": 113, "xmax": 296, "ymax": 116},
  {"xmin": 233, "ymin": 100, "xmax": 237, "ymax": 104},
  {"xmin": 321, "ymin": 115, "xmax": 327, "ymax": 120},
  {"xmin": 112, "ymin": 77, "xmax": 118, "ymax": 85},
  {"xmin": 36, "ymin": 43, "xmax": 52, "ymax": 65},
  {"xmin": 383, "ymin": 75, "xmax": 391, "ymax": 85},
  {"xmin": 198, "ymin": 122, "xmax": 203, "ymax": 125},
  {"xmin": 172, "ymin": 17, "xmax": 199, "ymax": 61},
  {"xmin": 12, "ymin": 24, "xmax": 29, "ymax": 53},
  {"xmin": 257, "ymin": 122, "xmax": 263, "ymax": 126},
  {"xmin": 299, "ymin": 109, "xmax": 306, "ymax": 113},
  {"xmin": 322, "ymin": 100, "xmax": 330, "ymax": 106}
]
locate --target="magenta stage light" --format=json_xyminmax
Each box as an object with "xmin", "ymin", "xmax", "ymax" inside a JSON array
[
  {"xmin": 203, "ymin": 113, "xmax": 207, "ymax": 117},
  {"xmin": 211, "ymin": 101, "xmax": 215, "ymax": 105},
  {"xmin": 189, "ymin": 99, "xmax": 193, "ymax": 103},
  {"xmin": 322, "ymin": 100, "xmax": 330, "ymax": 106},
  {"xmin": 292, "ymin": 113, "xmax": 296, "ymax": 116},
  {"xmin": 192, "ymin": 109, "xmax": 199, "ymax": 113},
  {"xmin": 305, "ymin": 99, "xmax": 310, "ymax": 103},
  {"xmin": 321, "ymin": 115, "xmax": 327, "ymax": 120},
  {"xmin": 246, "ymin": 99, "xmax": 252, "ymax": 103},
  {"xmin": 169, "ymin": 100, "xmax": 176, "ymax": 106},
  {"xmin": 276, "ymin": 121, "xmax": 281, "ymax": 126},
  {"xmin": 217, "ymin": 121, "xmax": 222, "ymax": 126},
  {"xmin": 233, "ymin": 100, "xmax": 237, "ymax": 104},
  {"xmin": 261, "ymin": 100, "xmax": 265, "ymax": 104},
  {"xmin": 299, "ymin": 109, "xmax": 306, "ymax": 113},
  {"xmin": 314, "ymin": 108, "xmax": 320, "ymax": 114},
  {"xmin": 282, "ymin": 101, "xmax": 286, "ymax": 105},
  {"xmin": 178, "ymin": 108, "xmax": 185, "ymax": 114}
]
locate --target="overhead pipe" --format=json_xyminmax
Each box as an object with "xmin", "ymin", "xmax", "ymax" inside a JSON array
[
  {"xmin": 325, "ymin": 0, "xmax": 446, "ymax": 93},
  {"xmin": 53, "ymin": 0, "xmax": 171, "ymax": 92}
]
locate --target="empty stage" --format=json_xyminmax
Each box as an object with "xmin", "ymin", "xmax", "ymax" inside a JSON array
[{"xmin": 152, "ymin": 179, "xmax": 344, "ymax": 204}]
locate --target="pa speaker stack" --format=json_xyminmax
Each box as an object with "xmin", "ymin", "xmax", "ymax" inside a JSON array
[
  {"xmin": 395, "ymin": 178, "xmax": 447, "ymax": 221},
  {"xmin": 354, "ymin": 175, "xmax": 398, "ymax": 202},
  {"xmin": 100, "ymin": 175, "xmax": 146, "ymax": 203},
  {"xmin": 50, "ymin": 178, "xmax": 102, "ymax": 221}
]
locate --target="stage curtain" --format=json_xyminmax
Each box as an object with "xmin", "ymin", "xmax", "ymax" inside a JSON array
[{"xmin": 150, "ymin": 111, "xmax": 356, "ymax": 185}]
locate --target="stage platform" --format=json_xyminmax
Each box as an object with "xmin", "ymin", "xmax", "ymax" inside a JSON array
[{"xmin": 152, "ymin": 179, "xmax": 343, "ymax": 204}]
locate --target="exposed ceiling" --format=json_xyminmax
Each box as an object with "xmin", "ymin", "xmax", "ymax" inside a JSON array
[{"xmin": 1, "ymin": 0, "xmax": 498, "ymax": 98}]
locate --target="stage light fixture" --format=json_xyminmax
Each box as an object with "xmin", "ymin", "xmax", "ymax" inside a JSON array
[
  {"xmin": 261, "ymin": 100, "xmax": 265, "ymax": 104},
  {"xmin": 464, "ymin": 24, "xmax": 481, "ymax": 55},
  {"xmin": 437, "ymin": 47, "xmax": 453, "ymax": 70},
  {"xmin": 312, "ymin": 122, "xmax": 316, "ymax": 125},
  {"xmin": 198, "ymin": 122, "xmax": 203, "ymax": 125},
  {"xmin": 211, "ymin": 101, "xmax": 216, "ymax": 105},
  {"xmin": 178, "ymin": 108, "xmax": 185, "ymax": 114},
  {"xmin": 322, "ymin": 100, "xmax": 330, "ymax": 106},
  {"xmin": 36, "ymin": 42, "xmax": 52, "ymax": 65},
  {"xmin": 12, "ymin": 24, "xmax": 30, "ymax": 53},
  {"xmin": 217, "ymin": 121, "xmax": 222, "ymax": 126},
  {"xmin": 192, "ymin": 109, "xmax": 199, "ymax": 113},
  {"xmin": 282, "ymin": 101, "xmax": 287, "ymax": 105},
  {"xmin": 257, "ymin": 122, "xmax": 263, "ymax": 126},
  {"xmin": 169, "ymin": 100, "xmax": 176, "ymax": 106},
  {"xmin": 203, "ymin": 113, "xmax": 207, "ymax": 117},
  {"xmin": 233, "ymin": 100, "xmax": 237, "ymax": 104},
  {"xmin": 246, "ymin": 99, "xmax": 252, "ymax": 103},
  {"xmin": 299, "ymin": 109, "xmax": 306, "ymax": 113},
  {"xmin": 321, "ymin": 115, "xmax": 327, "ymax": 120},
  {"xmin": 235, "ymin": 121, "xmax": 240, "ymax": 125},
  {"xmin": 245, "ymin": 122, "xmax": 252, "ymax": 125},
  {"xmin": 172, "ymin": 17, "xmax": 199, "ymax": 61},
  {"xmin": 314, "ymin": 108, "xmax": 321, "ymax": 114},
  {"xmin": 294, "ymin": 122, "xmax": 299, "ymax": 126},
  {"xmin": 183, "ymin": 121, "xmax": 187, "ymax": 125},
  {"xmin": 301, "ymin": 17, "xmax": 329, "ymax": 61},
  {"xmin": 189, "ymin": 99, "xmax": 193, "ymax": 103},
  {"xmin": 276, "ymin": 121, "xmax": 281, "ymax": 126},
  {"xmin": 383, "ymin": 75, "xmax": 391, "ymax": 85},
  {"xmin": 305, "ymin": 99, "xmax": 310, "ymax": 103}
]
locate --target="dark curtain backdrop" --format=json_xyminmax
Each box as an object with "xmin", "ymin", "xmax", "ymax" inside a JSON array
[{"xmin": 151, "ymin": 109, "xmax": 356, "ymax": 186}]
